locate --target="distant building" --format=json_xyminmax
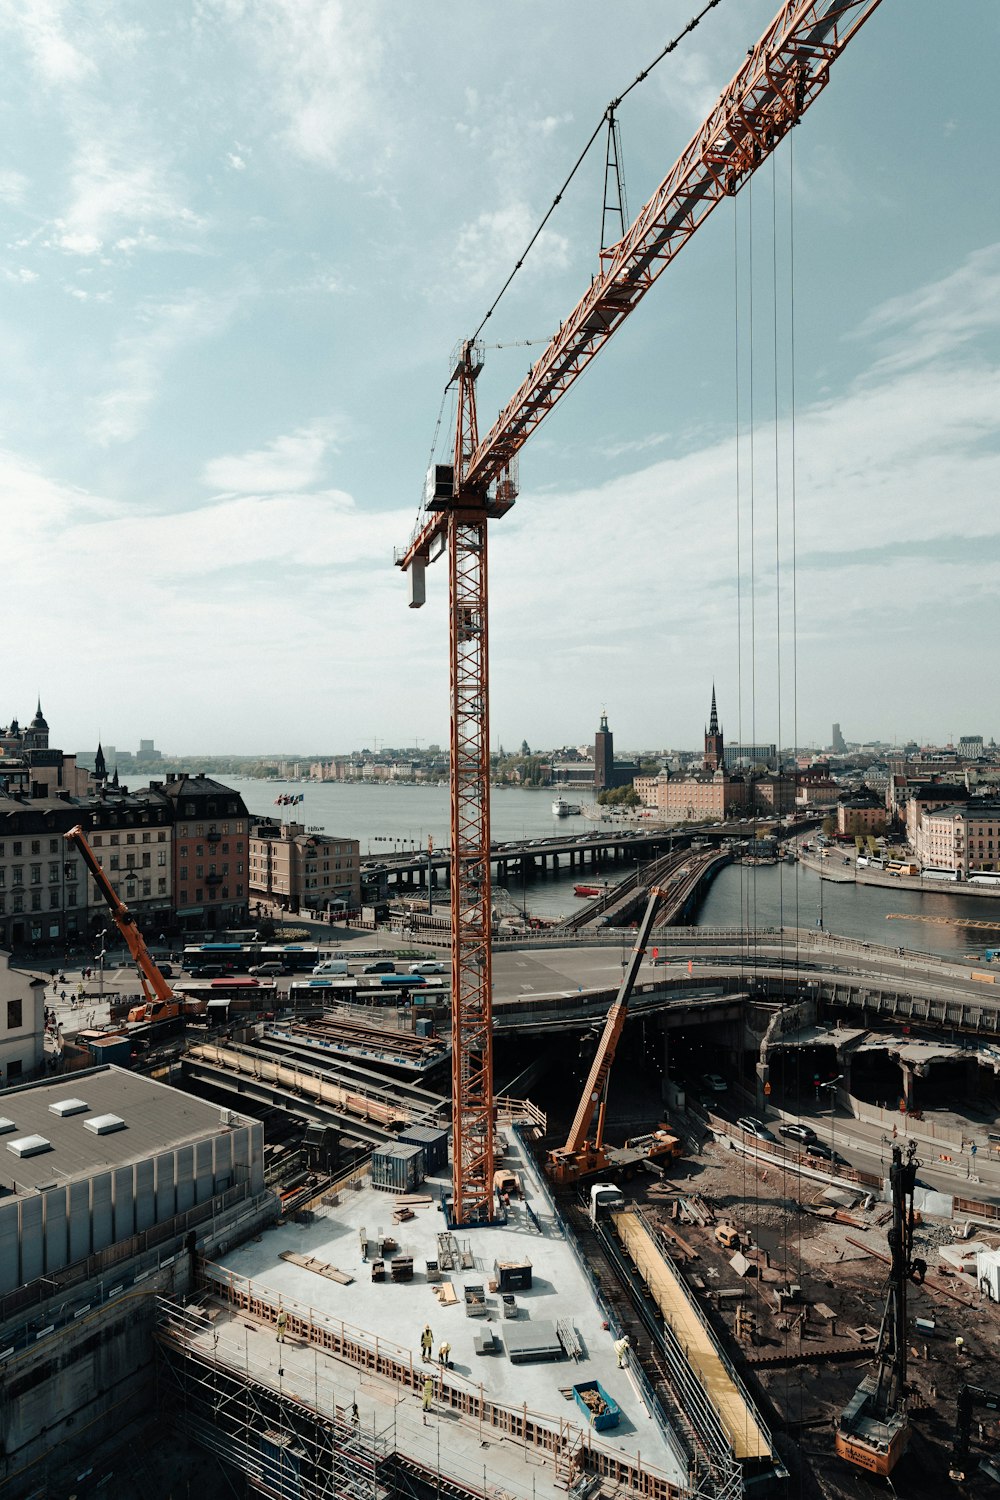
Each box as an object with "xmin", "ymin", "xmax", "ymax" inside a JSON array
[
  {"xmin": 148, "ymin": 773, "xmax": 250, "ymax": 932},
  {"xmin": 723, "ymin": 742, "xmax": 777, "ymax": 771},
  {"xmin": 836, "ymin": 797, "xmax": 887, "ymax": 837},
  {"xmin": 959, "ymin": 735, "xmax": 984, "ymax": 761},
  {"xmin": 249, "ymin": 821, "xmax": 361, "ymax": 914},
  {"xmin": 916, "ymin": 799, "xmax": 1000, "ymax": 876},
  {"xmin": 635, "ymin": 690, "xmax": 751, "ymax": 821},
  {"xmin": 0, "ymin": 954, "xmax": 46, "ymax": 1086},
  {"xmin": 593, "ymin": 712, "xmax": 638, "ymax": 793},
  {"xmin": 831, "ymin": 723, "xmax": 847, "ymax": 754}
]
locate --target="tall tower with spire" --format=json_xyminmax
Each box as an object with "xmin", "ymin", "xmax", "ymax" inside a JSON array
[
  {"xmin": 23, "ymin": 698, "xmax": 49, "ymax": 752},
  {"xmin": 594, "ymin": 710, "xmax": 614, "ymax": 792},
  {"xmin": 94, "ymin": 742, "xmax": 107, "ymax": 785},
  {"xmin": 703, "ymin": 685, "xmax": 725, "ymax": 772}
]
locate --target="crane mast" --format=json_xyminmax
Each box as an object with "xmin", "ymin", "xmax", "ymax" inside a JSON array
[{"xmin": 398, "ymin": 0, "xmax": 888, "ymax": 1226}]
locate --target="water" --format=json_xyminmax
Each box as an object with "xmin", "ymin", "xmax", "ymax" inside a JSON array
[{"xmin": 201, "ymin": 779, "xmax": 1000, "ymax": 955}]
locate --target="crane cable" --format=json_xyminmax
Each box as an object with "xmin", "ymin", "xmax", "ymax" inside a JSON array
[
  {"xmin": 471, "ymin": 0, "xmax": 725, "ymax": 342},
  {"xmin": 415, "ymin": 1, "xmax": 727, "ymax": 508}
]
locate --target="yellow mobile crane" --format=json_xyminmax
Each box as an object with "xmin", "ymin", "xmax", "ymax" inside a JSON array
[
  {"xmin": 546, "ymin": 887, "xmax": 682, "ymax": 1187},
  {"xmin": 65, "ymin": 824, "xmax": 204, "ymax": 1024}
]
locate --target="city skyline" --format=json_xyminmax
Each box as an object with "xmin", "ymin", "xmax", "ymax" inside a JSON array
[{"xmin": 1, "ymin": 2, "xmax": 997, "ymax": 752}]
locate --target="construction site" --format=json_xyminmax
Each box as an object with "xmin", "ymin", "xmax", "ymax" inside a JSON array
[{"xmin": 2, "ymin": 2, "xmax": 998, "ymax": 1498}]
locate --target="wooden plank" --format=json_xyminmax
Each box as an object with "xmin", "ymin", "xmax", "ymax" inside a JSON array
[
  {"xmin": 279, "ymin": 1251, "xmax": 354, "ymax": 1286},
  {"xmin": 435, "ymin": 1281, "xmax": 459, "ymax": 1306}
]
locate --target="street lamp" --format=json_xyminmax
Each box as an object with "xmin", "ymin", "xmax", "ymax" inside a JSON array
[
  {"xmin": 820, "ymin": 1075, "xmax": 844, "ymax": 1160},
  {"xmin": 97, "ymin": 928, "xmax": 108, "ymax": 1001}
]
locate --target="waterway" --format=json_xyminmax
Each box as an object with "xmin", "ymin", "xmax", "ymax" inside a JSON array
[{"xmin": 226, "ymin": 778, "xmax": 1000, "ymax": 962}]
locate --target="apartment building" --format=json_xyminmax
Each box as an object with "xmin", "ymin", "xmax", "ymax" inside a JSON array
[{"xmin": 249, "ymin": 821, "xmax": 361, "ymax": 913}]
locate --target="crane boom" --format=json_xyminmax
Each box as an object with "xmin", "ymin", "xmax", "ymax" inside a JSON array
[
  {"xmin": 562, "ymin": 885, "xmax": 668, "ymax": 1157},
  {"xmin": 398, "ymin": 0, "xmax": 887, "ymax": 575},
  {"xmin": 65, "ymin": 824, "xmax": 174, "ymax": 1008},
  {"xmin": 397, "ymin": 0, "xmax": 889, "ymax": 1225}
]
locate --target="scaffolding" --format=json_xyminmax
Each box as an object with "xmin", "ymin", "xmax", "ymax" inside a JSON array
[{"xmin": 156, "ymin": 1299, "xmax": 393, "ymax": 1500}]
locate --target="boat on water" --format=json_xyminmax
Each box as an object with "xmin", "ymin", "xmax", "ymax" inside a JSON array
[
  {"xmin": 574, "ymin": 884, "xmax": 603, "ymax": 898},
  {"xmin": 552, "ymin": 797, "xmax": 582, "ymax": 817}
]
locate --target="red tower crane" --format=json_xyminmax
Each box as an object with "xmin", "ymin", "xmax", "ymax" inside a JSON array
[{"xmin": 397, "ymin": 0, "xmax": 887, "ymax": 1227}]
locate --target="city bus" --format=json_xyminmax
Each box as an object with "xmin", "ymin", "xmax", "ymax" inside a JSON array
[{"xmin": 174, "ymin": 977, "xmax": 278, "ymax": 1014}]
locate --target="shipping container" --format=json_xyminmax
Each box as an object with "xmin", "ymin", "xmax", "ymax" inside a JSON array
[
  {"xmin": 371, "ymin": 1142, "xmax": 425, "ymax": 1193},
  {"xmin": 398, "ymin": 1124, "xmax": 448, "ymax": 1173},
  {"xmin": 414, "ymin": 1016, "xmax": 435, "ymax": 1039}
]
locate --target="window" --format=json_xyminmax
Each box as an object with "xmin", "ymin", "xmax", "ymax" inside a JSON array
[
  {"xmin": 157, "ymin": 878, "xmax": 166, "ymax": 894},
  {"xmin": 196, "ymin": 865, "xmax": 203, "ymax": 879},
  {"xmin": 0, "ymin": 896, "xmax": 4, "ymax": 914},
  {"xmin": 126, "ymin": 853, "xmax": 135, "ymax": 868},
  {"xmin": 126, "ymin": 833, "xmax": 135, "ymax": 845},
  {"xmin": 196, "ymin": 888, "xmax": 203, "ymax": 902},
  {"xmin": 67, "ymin": 889, "xmax": 76, "ymax": 907},
  {"xmin": 142, "ymin": 880, "xmax": 151, "ymax": 896},
  {"xmin": 49, "ymin": 839, "xmax": 58, "ymax": 853},
  {"xmin": 30, "ymin": 865, "xmax": 41, "ymax": 885},
  {"xmin": 66, "ymin": 865, "xmax": 77, "ymax": 881},
  {"xmin": 93, "ymin": 834, "xmax": 102, "ymax": 847},
  {"xmin": 49, "ymin": 890, "xmax": 59, "ymax": 909},
  {"xmin": 180, "ymin": 866, "xmax": 188, "ymax": 881},
  {"xmin": 157, "ymin": 831, "xmax": 166, "ymax": 843},
  {"xmin": 6, "ymin": 1060, "xmax": 21, "ymax": 1082},
  {"xmin": 196, "ymin": 845, "xmax": 204, "ymax": 857},
  {"xmin": 110, "ymin": 833, "xmax": 119, "ymax": 845},
  {"xmin": 31, "ymin": 840, "xmax": 40, "ymax": 855},
  {"xmin": 49, "ymin": 863, "xmax": 59, "ymax": 884},
  {"xmin": 12, "ymin": 893, "xmax": 23, "ymax": 913},
  {"xmin": 12, "ymin": 842, "xmax": 21, "ymax": 856},
  {"xmin": 110, "ymin": 855, "xmax": 119, "ymax": 871},
  {"xmin": 142, "ymin": 852, "xmax": 150, "ymax": 867},
  {"xmin": 0, "ymin": 870, "xmax": 4, "ymax": 889},
  {"xmin": 31, "ymin": 891, "xmax": 41, "ymax": 911},
  {"xmin": 142, "ymin": 832, "xmax": 150, "ymax": 843},
  {"xmin": 157, "ymin": 850, "xmax": 166, "ymax": 866}
]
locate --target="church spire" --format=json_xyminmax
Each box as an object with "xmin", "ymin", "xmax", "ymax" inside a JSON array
[
  {"xmin": 94, "ymin": 742, "xmax": 107, "ymax": 782},
  {"xmin": 708, "ymin": 683, "xmax": 719, "ymax": 736}
]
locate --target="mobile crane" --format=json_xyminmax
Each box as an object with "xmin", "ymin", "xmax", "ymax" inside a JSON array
[
  {"xmin": 396, "ymin": 0, "xmax": 889, "ymax": 1225},
  {"xmin": 64, "ymin": 824, "xmax": 204, "ymax": 1024},
  {"xmin": 546, "ymin": 887, "xmax": 681, "ymax": 1187},
  {"xmin": 836, "ymin": 1142, "xmax": 925, "ymax": 1476}
]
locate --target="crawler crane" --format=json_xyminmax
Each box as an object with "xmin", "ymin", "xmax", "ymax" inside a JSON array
[
  {"xmin": 836, "ymin": 1142, "xmax": 925, "ymax": 1476},
  {"xmin": 65, "ymin": 824, "xmax": 204, "ymax": 1024},
  {"xmin": 397, "ymin": 0, "xmax": 889, "ymax": 1224},
  {"xmin": 546, "ymin": 886, "xmax": 681, "ymax": 1187}
]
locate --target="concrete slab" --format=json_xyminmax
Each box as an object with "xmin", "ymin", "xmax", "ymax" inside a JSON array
[{"xmin": 214, "ymin": 1133, "xmax": 688, "ymax": 1486}]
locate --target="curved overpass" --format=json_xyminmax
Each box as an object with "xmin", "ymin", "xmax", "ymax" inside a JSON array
[{"xmin": 491, "ymin": 927, "xmax": 1000, "ymax": 1036}]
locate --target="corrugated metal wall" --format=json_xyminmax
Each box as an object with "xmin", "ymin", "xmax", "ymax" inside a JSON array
[{"xmin": 0, "ymin": 1122, "xmax": 265, "ymax": 1296}]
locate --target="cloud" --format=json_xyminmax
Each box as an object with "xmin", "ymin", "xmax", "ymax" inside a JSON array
[
  {"xmin": 52, "ymin": 141, "xmax": 202, "ymax": 257},
  {"xmin": 0, "ymin": 169, "xmax": 29, "ymax": 205},
  {"xmin": 858, "ymin": 243, "xmax": 1000, "ymax": 375},
  {"xmin": 90, "ymin": 286, "xmax": 244, "ymax": 445},
  {"xmin": 202, "ymin": 422, "xmax": 340, "ymax": 494},
  {"xmin": 451, "ymin": 203, "xmax": 570, "ymax": 295},
  {"xmin": 1, "ymin": 0, "xmax": 95, "ymax": 85},
  {"xmin": 222, "ymin": 0, "xmax": 388, "ymax": 171}
]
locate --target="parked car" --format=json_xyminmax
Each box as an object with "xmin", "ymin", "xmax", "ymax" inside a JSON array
[
  {"xmin": 700, "ymin": 1074, "xmax": 728, "ymax": 1093},
  {"xmin": 779, "ymin": 1123, "xmax": 817, "ymax": 1144},
  {"xmin": 363, "ymin": 960, "xmax": 395, "ymax": 975},
  {"xmin": 409, "ymin": 960, "xmax": 446, "ymax": 975},
  {"xmin": 737, "ymin": 1116, "xmax": 777, "ymax": 1141}
]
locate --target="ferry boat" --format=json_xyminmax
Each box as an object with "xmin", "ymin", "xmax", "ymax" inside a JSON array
[{"xmin": 552, "ymin": 797, "xmax": 581, "ymax": 817}]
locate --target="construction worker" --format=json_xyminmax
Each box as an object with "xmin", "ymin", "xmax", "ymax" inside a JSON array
[
  {"xmin": 422, "ymin": 1374, "xmax": 434, "ymax": 1423},
  {"xmin": 614, "ymin": 1335, "xmax": 630, "ymax": 1367},
  {"xmin": 350, "ymin": 1401, "xmax": 360, "ymax": 1429},
  {"xmin": 275, "ymin": 1307, "xmax": 288, "ymax": 1343},
  {"xmin": 420, "ymin": 1323, "xmax": 434, "ymax": 1362},
  {"xmin": 438, "ymin": 1339, "xmax": 451, "ymax": 1368}
]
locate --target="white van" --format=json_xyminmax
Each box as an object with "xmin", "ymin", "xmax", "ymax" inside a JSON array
[{"xmin": 313, "ymin": 959, "xmax": 350, "ymax": 976}]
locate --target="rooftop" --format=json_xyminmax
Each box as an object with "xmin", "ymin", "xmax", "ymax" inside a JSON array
[
  {"xmin": 212, "ymin": 1131, "xmax": 688, "ymax": 1489},
  {"xmin": 0, "ymin": 1066, "xmax": 239, "ymax": 1195}
]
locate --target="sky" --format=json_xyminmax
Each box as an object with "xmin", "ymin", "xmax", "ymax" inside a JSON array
[{"xmin": 1, "ymin": 0, "xmax": 997, "ymax": 758}]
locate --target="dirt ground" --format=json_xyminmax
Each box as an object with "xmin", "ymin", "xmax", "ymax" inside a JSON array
[{"xmin": 627, "ymin": 1137, "xmax": 1000, "ymax": 1498}]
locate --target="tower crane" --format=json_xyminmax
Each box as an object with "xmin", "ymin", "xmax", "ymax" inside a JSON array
[{"xmin": 397, "ymin": 0, "xmax": 888, "ymax": 1226}]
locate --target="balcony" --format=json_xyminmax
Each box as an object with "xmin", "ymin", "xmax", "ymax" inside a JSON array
[
  {"xmin": 206, "ymin": 872, "xmax": 222, "ymax": 886},
  {"xmin": 206, "ymin": 826, "xmax": 221, "ymax": 842}
]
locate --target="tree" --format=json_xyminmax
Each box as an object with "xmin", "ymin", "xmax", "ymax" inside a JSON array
[{"xmin": 597, "ymin": 784, "xmax": 640, "ymax": 808}]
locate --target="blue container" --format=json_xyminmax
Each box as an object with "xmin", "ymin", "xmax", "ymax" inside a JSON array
[{"xmin": 572, "ymin": 1381, "xmax": 621, "ymax": 1431}]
